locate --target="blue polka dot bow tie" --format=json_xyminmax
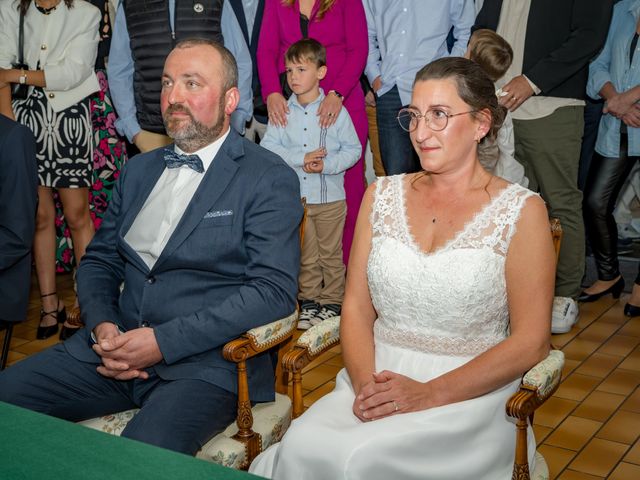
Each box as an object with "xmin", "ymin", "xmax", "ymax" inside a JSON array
[{"xmin": 164, "ymin": 148, "xmax": 205, "ymax": 173}]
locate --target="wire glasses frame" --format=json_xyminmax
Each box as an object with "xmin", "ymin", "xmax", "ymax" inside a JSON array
[{"xmin": 397, "ymin": 108, "xmax": 478, "ymax": 132}]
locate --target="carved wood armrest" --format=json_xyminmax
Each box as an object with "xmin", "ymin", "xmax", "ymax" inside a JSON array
[
  {"xmin": 220, "ymin": 311, "xmax": 298, "ymax": 469},
  {"xmin": 507, "ymin": 349, "xmax": 564, "ymax": 480},
  {"xmin": 282, "ymin": 316, "xmax": 341, "ymax": 418}
]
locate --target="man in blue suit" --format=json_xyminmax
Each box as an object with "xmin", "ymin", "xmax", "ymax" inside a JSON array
[
  {"xmin": 0, "ymin": 115, "xmax": 38, "ymax": 369},
  {"xmin": 0, "ymin": 40, "xmax": 303, "ymax": 455}
]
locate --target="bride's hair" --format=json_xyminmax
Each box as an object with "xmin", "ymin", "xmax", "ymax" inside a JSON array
[{"xmin": 412, "ymin": 57, "xmax": 506, "ymax": 172}]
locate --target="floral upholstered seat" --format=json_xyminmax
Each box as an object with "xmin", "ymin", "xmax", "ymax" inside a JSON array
[{"xmin": 80, "ymin": 311, "xmax": 298, "ymax": 470}]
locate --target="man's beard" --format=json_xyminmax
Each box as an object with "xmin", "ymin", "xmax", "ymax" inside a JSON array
[{"xmin": 163, "ymin": 99, "xmax": 226, "ymax": 152}]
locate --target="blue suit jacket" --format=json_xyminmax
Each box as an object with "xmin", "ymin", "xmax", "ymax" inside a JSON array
[
  {"xmin": 0, "ymin": 115, "xmax": 38, "ymax": 323},
  {"xmin": 65, "ymin": 129, "xmax": 302, "ymax": 402}
]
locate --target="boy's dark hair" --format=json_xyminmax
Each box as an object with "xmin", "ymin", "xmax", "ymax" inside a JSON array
[
  {"xmin": 468, "ymin": 29, "xmax": 513, "ymax": 82},
  {"xmin": 285, "ymin": 38, "xmax": 327, "ymax": 68}
]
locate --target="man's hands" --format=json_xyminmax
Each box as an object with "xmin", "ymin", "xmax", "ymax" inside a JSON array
[
  {"xmin": 352, "ymin": 370, "xmax": 431, "ymax": 422},
  {"xmin": 92, "ymin": 322, "xmax": 163, "ymax": 380},
  {"xmin": 499, "ymin": 75, "xmax": 535, "ymax": 112}
]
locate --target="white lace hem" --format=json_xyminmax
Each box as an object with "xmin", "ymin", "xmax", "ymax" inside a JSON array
[{"xmin": 374, "ymin": 322, "xmax": 505, "ymax": 357}]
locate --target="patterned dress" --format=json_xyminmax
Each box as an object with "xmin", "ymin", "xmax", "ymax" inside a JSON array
[{"xmin": 54, "ymin": 0, "xmax": 127, "ymax": 272}]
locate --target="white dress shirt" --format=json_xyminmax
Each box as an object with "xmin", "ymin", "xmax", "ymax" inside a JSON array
[{"xmin": 125, "ymin": 129, "xmax": 231, "ymax": 269}]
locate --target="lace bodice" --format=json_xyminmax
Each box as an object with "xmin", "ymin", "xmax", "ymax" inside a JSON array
[{"xmin": 368, "ymin": 175, "xmax": 537, "ymax": 357}]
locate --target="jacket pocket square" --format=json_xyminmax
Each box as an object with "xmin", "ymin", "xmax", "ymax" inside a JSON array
[{"xmin": 204, "ymin": 210, "xmax": 233, "ymax": 219}]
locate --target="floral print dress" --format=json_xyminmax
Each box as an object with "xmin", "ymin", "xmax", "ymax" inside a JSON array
[{"xmin": 54, "ymin": 0, "xmax": 127, "ymax": 271}]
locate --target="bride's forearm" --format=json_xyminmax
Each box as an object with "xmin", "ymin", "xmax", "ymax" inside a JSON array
[
  {"xmin": 423, "ymin": 334, "xmax": 549, "ymax": 409},
  {"xmin": 341, "ymin": 306, "xmax": 376, "ymax": 393}
]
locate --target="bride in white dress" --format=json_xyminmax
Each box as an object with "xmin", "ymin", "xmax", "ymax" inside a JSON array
[{"xmin": 250, "ymin": 57, "xmax": 555, "ymax": 480}]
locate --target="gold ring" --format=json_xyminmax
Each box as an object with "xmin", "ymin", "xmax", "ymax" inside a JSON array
[
  {"xmin": 393, "ymin": 401, "xmax": 399, "ymax": 412},
  {"xmin": 328, "ymin": 113, "xmax": 333, "ymax": 117}
]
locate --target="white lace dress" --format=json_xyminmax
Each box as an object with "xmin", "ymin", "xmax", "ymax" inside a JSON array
[{"xmin": 250, "ymin": 175, "xmax": 538, "ymax": 480}]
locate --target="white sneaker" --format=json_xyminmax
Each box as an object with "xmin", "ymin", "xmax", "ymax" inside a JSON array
[
  {"xmin": 310, "ymin": 304, "xmax": 341, "ymax": 326},
  {"xmin": 618, "ymin": 223, "xmax": 640, "ymax": 240},
  {"xmin": 551, "ymin": 296, "xmax": 579, "ymax": 334},
  {"xmin": 298, "ymin": 301, "xmax": 320, "ymax": 330}
]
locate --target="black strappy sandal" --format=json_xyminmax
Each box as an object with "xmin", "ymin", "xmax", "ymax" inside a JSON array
[{"xmin": 36, "ymin": 292, "xmax": 67, "ymax": 340}]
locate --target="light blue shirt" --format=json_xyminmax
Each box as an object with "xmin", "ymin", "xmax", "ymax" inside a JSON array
[
  {"xmin": 363, "ymin": 0, "xmax": 475, "ymax": 105},
  {"xmin": 108, "ymin": 0, "xmax": 253, "ymax": 141},
  {"xmin": 587, "ymin": 0, "xmax": 640, "ymax": 157},
  {"xmin": 260, "ymin": 91, "xmax": 361, "ymax": 205},
  {"xmin": 242, "ymin": 0, "xmax": 259, "ymax": 37}
]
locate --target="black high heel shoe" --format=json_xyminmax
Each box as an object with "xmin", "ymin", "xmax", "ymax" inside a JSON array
[
  {"xmin": 578, "ymin": 277, "xmax": 625, "ymax": 303},
  {"xmin": 624, "ymin": 303, "xmax": 640, "ymax": 317},
  {"xmin": 36, "ymin": 292, "xmax": 67, "ymax": 340},
  {"xmin": 59, "ymin": 305, "xmax": 82, "ymax": 341}
]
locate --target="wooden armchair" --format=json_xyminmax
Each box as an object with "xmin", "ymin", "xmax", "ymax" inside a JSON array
[{"xmin": 80, "ymin": 310, "xmax": 299, "ymax": 469}]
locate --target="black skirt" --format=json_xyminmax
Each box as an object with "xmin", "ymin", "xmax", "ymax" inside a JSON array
[{"xmin": 13, "ymin": 87, "xmax": 92, "ymax": 188}]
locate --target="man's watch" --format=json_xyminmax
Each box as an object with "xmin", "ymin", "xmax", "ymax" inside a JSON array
[
  {"xmin": 328, "ymin": 90, "xmax": 343, "ymax": 100},
  {"xmin": 19, "ymin": 69, "xmax": 27, "ymax": 85}
]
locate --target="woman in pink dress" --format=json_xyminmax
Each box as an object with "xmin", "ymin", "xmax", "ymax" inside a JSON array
[{"xmin": 258, "ymin": 0, "xmax": 368, "ymax": 263}]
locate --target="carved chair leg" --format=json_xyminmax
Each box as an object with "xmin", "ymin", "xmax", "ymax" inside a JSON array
[
  {"xmin": 512, "ymin": 417, "xmax": 530, "ymax": 480},
  {"xmin": 292, "ymin": 371, "xmax": 304, "ymax": 419}
]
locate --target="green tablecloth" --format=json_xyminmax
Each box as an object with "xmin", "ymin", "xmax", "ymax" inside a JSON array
[{"xmin": 0, "ymin": 402, "xmax": 262, "ymax": 480}]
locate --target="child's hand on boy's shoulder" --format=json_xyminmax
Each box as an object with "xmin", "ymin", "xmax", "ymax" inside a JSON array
[{"xmin": 303, "ymin": 147, "xmax": 326, "ymax": 173}]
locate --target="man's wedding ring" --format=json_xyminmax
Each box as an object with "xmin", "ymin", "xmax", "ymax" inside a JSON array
[{"xmin": 393, "ymin": 401, "xmax": 399, "ymax": 412}]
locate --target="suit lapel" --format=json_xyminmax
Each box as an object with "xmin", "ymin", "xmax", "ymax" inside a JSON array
[{"xmin": 150, "ymin": 132, "xmax": 243, "ymax": 272}]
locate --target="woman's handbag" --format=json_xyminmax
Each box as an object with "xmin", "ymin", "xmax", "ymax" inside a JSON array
[{"xmin": 11, "ymin": 9, "xmax": 29, "ymax": 101}]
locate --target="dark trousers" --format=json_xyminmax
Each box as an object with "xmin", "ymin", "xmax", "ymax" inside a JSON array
[
  {"xmin": 583, "ymin": 131, "xmax": 640, "ymax": 283},
  {"xmin": 376, "ymin": 86, "xmax": 420, "ymax": 175},
  {"xmin": 578, "ymin": 97, "xmax": 605, "ymax": 191},
  {"xmin": 0, "ymin": 343, "xmax": 238, "ymax": 455}
]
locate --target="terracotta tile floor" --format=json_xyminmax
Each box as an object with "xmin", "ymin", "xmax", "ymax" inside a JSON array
[{"xmin": 2, "ymin": 273, "xmax": 640, "ymax": 479}]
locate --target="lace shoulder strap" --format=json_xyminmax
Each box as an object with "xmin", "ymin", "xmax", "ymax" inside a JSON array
[
  {"xmin": 449, "ymin": 183, "xmax": 539, "ymax": 256},
  {"xmin": 370, "ymin": 175, "xmax": 406, "ymax": 241}
]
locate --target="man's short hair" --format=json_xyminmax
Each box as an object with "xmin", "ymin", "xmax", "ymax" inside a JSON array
[
  {"xmin": 285, "ymin": 38, "xmax": 327, "ymax": 68},
  {"xmin": 468, "ymin": 29, "xmax": 513, "ymax": 82},
  {"xmin": 174, "ymin": 38, "xmax": 238, "ymax": 91}
]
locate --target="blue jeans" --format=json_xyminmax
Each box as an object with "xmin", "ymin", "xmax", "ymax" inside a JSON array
[{"xmin": 376, "ymin": 86, "xmax": 419, "ymax": 175}]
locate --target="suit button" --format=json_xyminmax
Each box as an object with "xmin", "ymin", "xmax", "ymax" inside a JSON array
[
  {"xmin": 41, "ymin": 44, "xmax": 47, "ymax": 50},
  {"xmin": 48, "ymin": 92, "xmax": 55, "ymax": 98},
  {"xmin": 146, "ymin": 276, "xmax": 155, "ymax": 284},
  {"xmin": 141, "ymin": 321, "xmax": 150, "ymax": 328}
]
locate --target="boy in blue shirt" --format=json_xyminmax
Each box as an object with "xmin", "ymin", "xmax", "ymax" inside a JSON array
[{"xmin": 261, "ymin": 39, "xmax": 361, "ymax": 329}]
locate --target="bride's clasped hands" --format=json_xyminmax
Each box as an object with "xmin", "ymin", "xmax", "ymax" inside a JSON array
[{"xmin": 353, "ymin": 370, "xmax": 433, "ymax": 421}]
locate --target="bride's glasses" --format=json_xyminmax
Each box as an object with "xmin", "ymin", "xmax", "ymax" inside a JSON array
[{"xmin": 397, "ymin": 107, "xmax": 478, "ymax": 132}]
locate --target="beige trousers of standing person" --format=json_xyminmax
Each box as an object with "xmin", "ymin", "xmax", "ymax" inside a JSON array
[
  {"xmin": 298, "ymin": 200, "xmax": 347, "ymax": 305},
  {"xmin": 134, "ymin": 130, "xmax": 172, "ymax": 153}
]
